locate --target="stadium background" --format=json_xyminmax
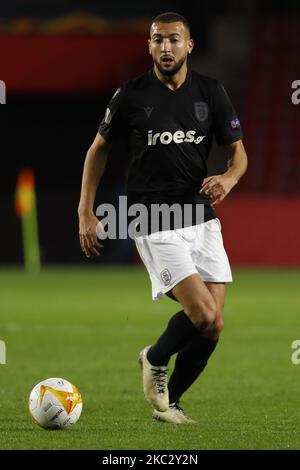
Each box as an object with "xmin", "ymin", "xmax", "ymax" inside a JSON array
[
  {"xmin": 1, "ymin": 0, "xmax": 300, "ymax": 265},
  {"xmin": 0, "ymin": 0, "xmax": 300, "ymax": 451}
]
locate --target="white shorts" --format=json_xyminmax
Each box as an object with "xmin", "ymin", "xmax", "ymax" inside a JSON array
[{"xmin": 134, "ymin": 218, "xmax": 232, "ymax": 300}]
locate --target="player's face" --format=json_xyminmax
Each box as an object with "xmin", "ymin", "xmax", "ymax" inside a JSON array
[{"xmin": 149, "ymin": 22, "xmax": 193, "ymax": 76}]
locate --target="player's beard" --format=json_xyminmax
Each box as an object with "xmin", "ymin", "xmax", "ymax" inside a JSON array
[{"xmin": 154, "ymin": 55, "xmax": 186, "ymax": 77}]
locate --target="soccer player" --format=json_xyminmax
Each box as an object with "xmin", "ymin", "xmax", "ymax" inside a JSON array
[{"xmin": 78, "ymin": 12, "xmax": 248, "ymax": 424}]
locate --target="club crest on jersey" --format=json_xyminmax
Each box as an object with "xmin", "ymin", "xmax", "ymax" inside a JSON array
[
  {"xmin": 160, "ymin": 269, "xmax": 172, "ymax": 286},
  {"xmin": 194, "ymin": 102, "xmax": 208, "ymax": 122},
  {"xmin": 147, "ymin": 130, "xmax": 206, "ymax": 146}
]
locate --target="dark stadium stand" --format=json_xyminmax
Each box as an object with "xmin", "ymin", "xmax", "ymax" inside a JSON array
[{"xmin": 242, "ymin": 17, "xmax": 300, "ymax": 193}]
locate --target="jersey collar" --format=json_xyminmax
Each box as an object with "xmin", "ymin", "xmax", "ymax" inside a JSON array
[{"xmin": 149, "ymin": 67, "xmax": 192, "ymax": 93}]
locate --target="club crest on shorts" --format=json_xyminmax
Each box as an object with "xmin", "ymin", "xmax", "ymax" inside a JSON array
[
  {"xmin": 160, "ymin": 268, "xmax": 172, "ymax": 286},
  {"xmin": 194, "ymin": 102, "xmax": 208, "ymax": 122}
]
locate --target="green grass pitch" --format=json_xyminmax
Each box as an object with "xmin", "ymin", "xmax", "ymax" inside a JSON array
[{"xmin": 0, "ymin": 267, "xmax": 299, "ymax": 450}]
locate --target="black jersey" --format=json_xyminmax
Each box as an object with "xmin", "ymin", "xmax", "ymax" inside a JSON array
[{"xmin": 99, "ymin": 68, "xmax": 242, "ymax": 223}]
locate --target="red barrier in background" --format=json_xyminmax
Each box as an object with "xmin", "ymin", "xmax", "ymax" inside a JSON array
[
  {"xmin": 217, "ymin": 196, "xmax": 300, "ymax": 266},
  {"xmin": 0, "ymin": 34, "xmax": 150, "ymax": 93}
]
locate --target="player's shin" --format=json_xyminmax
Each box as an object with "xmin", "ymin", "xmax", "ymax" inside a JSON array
[
  {"xmin": 147, "ymin": 310, "xmax": 199, "ymax": 366},
  {"xmin": 168, "ymin": 335, "xmax": 219, "ymax": 404}
]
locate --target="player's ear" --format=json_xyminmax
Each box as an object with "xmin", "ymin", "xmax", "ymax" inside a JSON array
[
  {"xmin": 188, "ymin": 38, "xmax": 194, "ymax": 54},
  {"xmin": 148, "ymin": 38, "xmax": 152, "ymax": 55}
]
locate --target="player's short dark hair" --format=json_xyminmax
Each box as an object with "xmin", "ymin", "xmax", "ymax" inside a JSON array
[{"xmin": 152, "ymin": 12, "xmax": 190, "ymax": 35}]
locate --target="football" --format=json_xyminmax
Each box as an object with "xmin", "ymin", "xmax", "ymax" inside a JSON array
[{"xmin": 28, "ymin": 377, "xmax": 82, "ymax": 430}]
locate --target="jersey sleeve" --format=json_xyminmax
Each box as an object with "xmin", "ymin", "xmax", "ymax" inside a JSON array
[
  {"xmin": 212, "ymin": 81, "xmax": 243, "ymax": 146},
  {"xmin": 98, "ymin": 85, "xmax": 126, "ymax": 143}
]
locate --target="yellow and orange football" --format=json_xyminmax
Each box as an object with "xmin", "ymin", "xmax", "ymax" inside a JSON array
[{"xmin": 29, "ymin": 378, "xmax": 82, "ymax": 429}]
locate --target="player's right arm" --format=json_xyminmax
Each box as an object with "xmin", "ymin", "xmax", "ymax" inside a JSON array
[
  {"xmin": 78, "ymin": 133, "xmax": 111, "ymax": 258},
  {"xmin": 78, "ymin": 85, "xmax": 126, "ymax": 257}
]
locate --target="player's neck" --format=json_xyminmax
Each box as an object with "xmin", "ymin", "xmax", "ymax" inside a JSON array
[{"xmin": 154, "ymin": 63, "xmax": 188, "ymax": 91}]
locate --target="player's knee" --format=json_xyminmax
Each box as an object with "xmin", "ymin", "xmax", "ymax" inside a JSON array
[
  {"xmin": 185, "ymin": 299, "xmax": 217, "ymax": 331},
  {"xmin": 213, "ymin": 315, "xmax": 224, "ymax": 335},
  {"xmin": 203, "ymin": 314, "xmax": 224, "ymax": 338}
]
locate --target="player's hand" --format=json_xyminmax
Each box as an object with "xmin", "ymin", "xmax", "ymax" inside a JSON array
[
  {"xmin": 199, "ymin": 174, "xmax": 238, "ymax": 208},
  {"xmin": 78, "ymin": 212, "xmax": 104, "ymax": 258}
]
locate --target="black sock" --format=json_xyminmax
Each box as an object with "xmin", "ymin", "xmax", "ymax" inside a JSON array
[
  {"xmin": 147, "ymin": 311, "xmax": 199, "ymax": 366},
  {"xmin": 168, "ymin": 335, "xmax": 218, "ymax": 404}
]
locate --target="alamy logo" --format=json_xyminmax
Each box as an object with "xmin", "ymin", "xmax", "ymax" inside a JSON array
[
  {"xmin": 0, "ymin": 80, "xmax": 6, "ymax": 104},
  {"xmin": 291, "ymin": 340, "xmax": 300, "ymax": 364},
  {"xmin": 0, "ymin": 340, "xmax": 6, "ymax": 364},
  {"xmin": 291, "ymin": 80, "xmax": 300, "ymax": 105},
  {"xmin": 147, "ymin": 130, "xmax": 206, "ymax": 146},
  {"xmin": 96, "ymin": 196, "xmax": 204, "ymax": 239}
]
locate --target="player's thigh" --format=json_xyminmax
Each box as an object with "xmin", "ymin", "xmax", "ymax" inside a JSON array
[
  {"xmin": 171, "ymin": 274, "xmax": 217, "ymax": 328},
  {"xmin": 205, "ymin": 282, "xmax": 226, "ymax": 330},
  {"xmin": 205, "ymin": 282, "xmax": 226, "ymax": 311}
]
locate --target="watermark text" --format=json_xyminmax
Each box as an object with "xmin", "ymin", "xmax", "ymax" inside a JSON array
[
  {"xmin": 291, "ymin": 80, "xmax": 300, "ymax": 105},
  {"xmin": 291, "ymin": 340, "xmax": 300, "ymax": 364},
  {"xmin": 0, "ymin": 80, "xmax": 6, "ymax": 104},
  {"xmin": 0, "ymin": 340, "xmax": 6, "ymax": 364},
  {"xmin": 96, "ymin": 196, "xmax": 204, "ymax": 240}
]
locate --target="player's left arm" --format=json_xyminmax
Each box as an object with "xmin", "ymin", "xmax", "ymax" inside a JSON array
[{"xmin": 200, "ymin": 139, "xmax": 248, "ymax": 208}]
